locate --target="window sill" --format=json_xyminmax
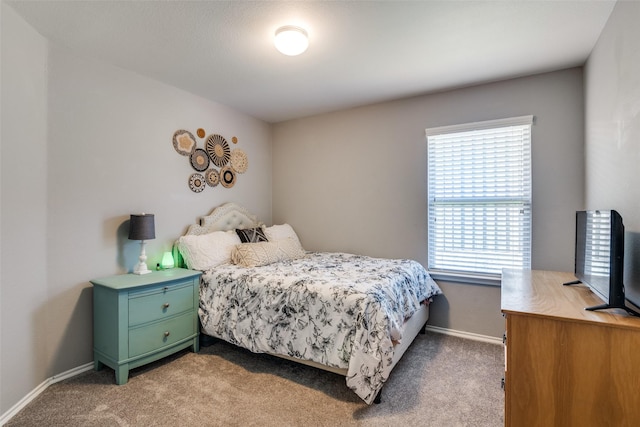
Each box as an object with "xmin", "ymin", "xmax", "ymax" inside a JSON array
[{"xmin": 427, "ymin": 270, "xmax": 502, "ymax": 287}]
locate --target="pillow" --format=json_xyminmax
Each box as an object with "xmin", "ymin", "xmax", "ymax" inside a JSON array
[
  {"xmin": 235, "ymin": 227, "xmax": 268, "ymax": 243},
  {"xmin": 264, "ymin": 223, "xmax": 303, "ymax": 248},
  {"xmin": 231, "ymin": 238, "xmax": 306, "ymax": 268},
  {"xmin": 177, "ymin": 230, "xmax": 241, "ymax": 270}
]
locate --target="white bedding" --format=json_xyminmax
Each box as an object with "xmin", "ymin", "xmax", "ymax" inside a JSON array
[{"xmin": 198, "ymin": 251, "xmax": 442, "ymax": 404}]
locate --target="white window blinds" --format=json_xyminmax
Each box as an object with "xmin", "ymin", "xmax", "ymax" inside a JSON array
[{"xmin": 426, "ymin": 116, "xmax": 533, "ymax": 278}]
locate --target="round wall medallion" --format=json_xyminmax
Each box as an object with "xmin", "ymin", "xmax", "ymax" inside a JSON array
[
  {"xmin": 232, "ymin": 136, "xmax": 238, "ymax": 144},
  {"xmin": 206, "ymin": 134, "xmax": 231, "ymax": 167},
  {"xmin": 189, "ymin": 173, "xmax": 206, "ymax": 192},
  {"xmin": 230, "ymin": 149, "xmax": 248, "ymax": 173},
  {"xmin": 205, "ymin": 169, "xmax": 220, "ymax": 187},
  {"xmin": 219, "ymin": 166, "xmax": 236, "ymax": 188},
  {"xmin": 172, "ymin": 130, "xmax": 196, "ymax": 156},
  {"xmin": 197, "ymin": 128, "xmax": 206, "ymax": 138},
  {"xmin": 190, "ymin": 148, "xmax": 210, "ymax": 172}
]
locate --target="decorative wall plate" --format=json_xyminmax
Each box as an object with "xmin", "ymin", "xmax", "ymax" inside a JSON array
[
  {"xmin": 219, "ymin": 166, "xmax": 236, "ymax": 188},
  {"xmin": 205, "ymin": 169, "xmax": 220, "ymax": 187},
  {"xmin": 172, "ymin": 130, "xmax": 196, "ymax": 156},
  {"xmin": 189, "ymin": 173, "xmax": 206, "ymax": 192},
  {"xmin": 206, "ymin": 134, "xmax": 231, "ymax": 167},
  {"xmin": 230, "ymin": 149, "xmax": 248, "ymax": 173},
  {"xmin": 197, "ymin": 128, "xmax": 206, "ymax": 138},
  {"xmin": 232, "ymin": 136, "xmax": 238, "ymax": 144},
  {"xmin": 190, "ymin": 148, "xmax": 210, "ymax": 172}
]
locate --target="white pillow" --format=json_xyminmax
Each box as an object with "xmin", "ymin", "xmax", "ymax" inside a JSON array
[
  {"xmin": 177, "ymin": 230, "xmax": 241, "ymax": 270},
  {"xmin": 231, "ymin": 238, "xmax": 306, "ymax": 268},
  {"xmin": 264, "ymin": 223, "xmax": 303, "ymax": 248}
]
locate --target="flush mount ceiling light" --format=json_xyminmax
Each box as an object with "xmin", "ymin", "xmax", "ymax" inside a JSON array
[{"xmin": 274, "ymin": 25, "xmax": 309, "ymax": 56}]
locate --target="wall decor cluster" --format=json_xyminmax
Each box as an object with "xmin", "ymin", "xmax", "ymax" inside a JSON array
[{"xmin": 172, "ymin": 128, "xmax": 248, "ymax": 193}]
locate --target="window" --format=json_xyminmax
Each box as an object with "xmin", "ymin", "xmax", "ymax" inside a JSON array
[{"xmin": 426, "ymin": 116, "xmax": 533, "ymax": 284}]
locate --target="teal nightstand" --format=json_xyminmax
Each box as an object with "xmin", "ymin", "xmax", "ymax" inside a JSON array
[{"xmin": 91, "ymin": 268, "xmax": 201, "ymax": 384}]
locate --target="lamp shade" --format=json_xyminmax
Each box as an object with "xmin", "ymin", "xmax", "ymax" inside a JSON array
[{"xmin": 128, "ymin": 214, "xmax": 155, "ymax": 240}]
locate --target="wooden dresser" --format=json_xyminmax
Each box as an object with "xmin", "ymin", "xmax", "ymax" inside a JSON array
[{"xmin": 501, "ymin": 269, "xmax": 640, "ymax": 427}]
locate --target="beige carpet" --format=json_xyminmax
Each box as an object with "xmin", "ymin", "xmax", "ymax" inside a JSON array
[{"xmin": 5, "ymin": 331, "xmax": 504, "ymax": 426}]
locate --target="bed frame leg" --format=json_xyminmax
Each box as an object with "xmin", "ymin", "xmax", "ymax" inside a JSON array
[
  {"xmin": 199, "ymin": 333, "xmax": 216, "ymax": 347},
  {"xmin": 374, "ymin": 389, "xmax": 382, "ymax": 404},
  {"xmin": 420, "ymin": 321, "xmax": 427, "ymax": 334}
]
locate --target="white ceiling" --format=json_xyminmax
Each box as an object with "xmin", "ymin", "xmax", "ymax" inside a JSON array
[{"xmin": 7, "ymin": 0, "xmax": 616, "ymax": 123}]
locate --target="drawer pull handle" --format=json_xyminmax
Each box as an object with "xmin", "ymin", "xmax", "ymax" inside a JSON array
[
  {"xmin": 164, "ymin": 331, "xmax": 170, "ymax": 337},
  {"xmin": 162, "ymin": 303, "xmax": 170, "ymax": 309}
]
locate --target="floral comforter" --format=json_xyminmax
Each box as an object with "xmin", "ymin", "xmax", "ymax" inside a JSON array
[{"xmin": 199, "ymin": 252, "xmax": 442, "ymax": 404}]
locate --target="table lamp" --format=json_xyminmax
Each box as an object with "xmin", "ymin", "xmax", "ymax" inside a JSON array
[{"xmin": 129, "ymin": 213, "xmax": 155, "ymax": 275}]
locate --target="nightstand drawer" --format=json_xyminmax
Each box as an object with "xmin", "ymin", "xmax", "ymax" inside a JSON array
[
  {"xmin": 128, "ymin": 284, "xmax": 194, "ymax": 326},
  {"xmin": 129, "ymin": 311, "xmax": 195, "ymax": 357}
]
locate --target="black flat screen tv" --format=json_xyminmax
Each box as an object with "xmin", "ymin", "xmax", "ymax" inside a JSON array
[{"xmin": 565, "ymin": 210, "xmax": 639, "ymax": 316}]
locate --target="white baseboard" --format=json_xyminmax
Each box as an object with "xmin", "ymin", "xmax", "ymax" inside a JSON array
[
  {"xmin": 0, "ymin": 362, "xmax": 93, "ymax": 426},
  {"xmin": 425, "ymin": 325, "xmax": 503, "ymax": 345}
]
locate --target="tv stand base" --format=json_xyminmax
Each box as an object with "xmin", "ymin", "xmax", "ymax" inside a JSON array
[{"xmin": 585, "ymin": 302, "xmax": 640, "ymax": 317}]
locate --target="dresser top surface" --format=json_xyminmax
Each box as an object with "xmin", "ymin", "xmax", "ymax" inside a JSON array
[
  {"xmin": 501, "ymin": 269, "xmax": 640, "ymax": 329},
  {"xmin": 91, "ymin": 268, "xmax": 201, "ymax": 290}
]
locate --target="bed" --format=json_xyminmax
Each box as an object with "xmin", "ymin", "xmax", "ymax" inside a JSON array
[{"xmin": 174, "ymin": 203, "xmax": 442, "ymax": 404}]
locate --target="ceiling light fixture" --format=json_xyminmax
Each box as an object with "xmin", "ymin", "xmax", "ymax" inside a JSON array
[{"xmin": 274, "ymin": 25, "xmax": 309, "ymax": 56}]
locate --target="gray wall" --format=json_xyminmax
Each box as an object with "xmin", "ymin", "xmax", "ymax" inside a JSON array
[
  {"xmin": 272, "ymin": 68, "xmax": 586, "ymax": 338},
  {"xmin": 1, "ymin": 3, "xmax": 272, "ymax": 415},
  {"xmin": 584, "ymin": 1, "xmax": 640, "ymax": 308},
  {"xmin": 1, "ymin": 3, "xmax": 50, "ymax": 414}
]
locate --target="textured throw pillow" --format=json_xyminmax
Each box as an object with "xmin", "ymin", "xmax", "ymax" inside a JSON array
[
  {"xmin": 235, "ymin": 227, "xmax": 269, "ymax": 243},
  {"xmin": 231, "ymin": 238, "xmax": 306, "ymax": 267},
  {"xmin": 177, "ymin": 230, "xmax": 241, "ymax": 270},
  {"xmin": 264, "ymin": 223, "xmax": 303, "ymax": 249}
]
